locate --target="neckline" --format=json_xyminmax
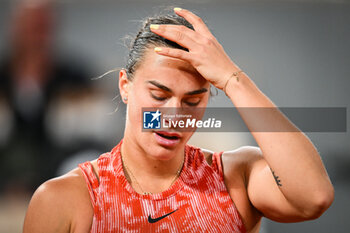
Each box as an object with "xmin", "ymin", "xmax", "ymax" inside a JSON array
[{"xmin": 112, "ymin": 139, "xmax": 193, "ymax": 200}]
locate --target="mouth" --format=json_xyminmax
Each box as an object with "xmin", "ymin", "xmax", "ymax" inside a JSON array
[
  {"xmin": 153, "ymin": 131, "xmax": 181, "ymax": 147},
  {"xmin": 154, "ymin": 131, "xmax": 181, "ymax": 140}
]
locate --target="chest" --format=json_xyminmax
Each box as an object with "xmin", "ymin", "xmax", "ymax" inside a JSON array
[{"xmin": 88, "ymin": 187, "xmax": 245, "ymax": 233}]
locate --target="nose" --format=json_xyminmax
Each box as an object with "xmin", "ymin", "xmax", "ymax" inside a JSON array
[
  {"xmin": 165, "ymin": 98, "xmax": 182, "ymax": 108},
  {"xmin": 162, "ymin": 98, "xmax": 183, "ymax": 130}
]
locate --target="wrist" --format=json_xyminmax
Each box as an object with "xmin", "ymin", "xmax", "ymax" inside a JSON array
[{"xmin": 223, "ymin": 71, "xmax": 246, "ymax": 97}]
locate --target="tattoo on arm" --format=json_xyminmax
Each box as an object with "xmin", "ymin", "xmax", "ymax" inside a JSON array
[{"xmin": 271, "ymin": 169, "xmax": 282, "ymax": 187}]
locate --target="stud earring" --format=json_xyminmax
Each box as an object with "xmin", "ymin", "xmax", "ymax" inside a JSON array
[{"xmin": 123, "ymin": 97, "xmax": 128, "ymax": 101}]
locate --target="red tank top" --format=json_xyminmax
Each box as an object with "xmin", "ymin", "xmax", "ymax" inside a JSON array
[{"xmin": 79, "ymin": 139, "xmax": 246, "ymax": 232}]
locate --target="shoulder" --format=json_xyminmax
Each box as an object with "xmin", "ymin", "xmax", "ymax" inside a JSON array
[
  {"xmin": 23, "ymin": 166, "xmax": 93, "ymax": 233},
  {"xmin": 200, "ymin": 146, "xmax": 263, "ymax": 169},
  {"xmin": 221, "ymin": 146, "xmax": 265, "ymax": 183},
  {"xmin": 200, "ymin": 146, "xmax": 265, "ymax": 185},
  {"xmin": 222, "ymin": 146, "xmax": 263, "ymax": 166}
]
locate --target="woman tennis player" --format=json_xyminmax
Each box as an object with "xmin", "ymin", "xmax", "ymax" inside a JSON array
[{"xmin": 23, "ymin": 8, "xmax": 334, "ymax": 233}]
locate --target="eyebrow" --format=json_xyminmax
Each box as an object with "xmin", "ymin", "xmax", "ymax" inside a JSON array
[{"xmin": 146, "ymin": 80, "xmax": 208, "ymax": 95}]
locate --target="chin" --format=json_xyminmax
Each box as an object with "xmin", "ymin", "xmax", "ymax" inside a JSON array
[
  {"xmin": 150, "ymin": 152, "xmax": 177, "ymax": 161},
  {"xmin": 150, "ymin": 145, "xmax": 180, "ymax": 160},
  {"xmin": 146, "ymin": 133, "xmax": 186, "ymax": 160}
]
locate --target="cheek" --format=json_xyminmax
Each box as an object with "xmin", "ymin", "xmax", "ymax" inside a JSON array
[
  {"xmin": 127, "ymin": 99, "xmax": 142, "ymax": 129},
  {"xmin": 127, "ymin": 88, "xmax": 152, "ymax": 128}
]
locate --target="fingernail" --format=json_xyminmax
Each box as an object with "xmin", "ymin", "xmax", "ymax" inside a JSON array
[
  {"xmin": 154, "ymin": 47, "xmax": 162, "ymax": 52},
  {"xmin": 174, "ymin": 7, "xmax": 182, "ymax": 12},
  {"xmin": 150, "ymin": 24, "xmax": 159, "ymax": 30}
]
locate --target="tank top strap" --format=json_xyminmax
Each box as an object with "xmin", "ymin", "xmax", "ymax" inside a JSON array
[
  {"xmin": 211, "ymin": 151, "xmax": 225, "ymax": 181},
  {"xmin": 78, "ymin": 161, "xmax": 99, "ymax": 207}
]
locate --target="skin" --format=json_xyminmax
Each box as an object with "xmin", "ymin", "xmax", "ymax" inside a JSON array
[{"xmin": 23, "ymin": 8, "xmax": 334, "ymax": 233}]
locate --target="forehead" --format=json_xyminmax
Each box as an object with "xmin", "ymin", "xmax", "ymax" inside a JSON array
[{"xmin": 133, "ymin": 48, "xmax": 208, "ymax": 87}]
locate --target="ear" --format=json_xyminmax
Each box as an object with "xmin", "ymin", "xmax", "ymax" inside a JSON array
[{"xmin": 119, "ymin": 69, "xmax": 130, "ymax": 103}]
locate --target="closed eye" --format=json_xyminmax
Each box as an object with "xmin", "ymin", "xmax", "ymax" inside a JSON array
[
  {"xmin": 151, "ymin": 93, "xmax": 167, "ymax": 101},
  {"xmin": 150, "ymin": 88, "xmax": 204, "ymax": 106},
  {"xmin": 185, "ymin": 100, "xmax": 200, "ymax": 106},
  {"xmin": 184, "ymin": 97, "xmax": 201, "ymax": 106}
]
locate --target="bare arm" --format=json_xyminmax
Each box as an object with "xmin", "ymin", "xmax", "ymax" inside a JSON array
[
  {"xmin": 225, "ymin": 73, "xmax": 334, "ymax": 221},
  {"xmin": 23, "ymin": 169, "xmax": 93, "ymax": 233}
]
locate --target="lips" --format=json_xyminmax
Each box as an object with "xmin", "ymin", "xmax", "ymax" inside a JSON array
[
  {"xmin": 153, "ymin": 131, "xmax": 181, "ymax": 147},
  {"xmin": 155, "ymin": 131, "xmax": 181, "ymax": 140}
]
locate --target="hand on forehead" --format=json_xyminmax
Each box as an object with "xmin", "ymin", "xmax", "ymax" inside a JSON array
[{"xmin": 137, "ymin": 48, "xmax": 208, "ymax": 86}]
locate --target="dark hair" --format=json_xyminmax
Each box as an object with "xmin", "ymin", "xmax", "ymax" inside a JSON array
[{"xmin": 125, "ymin": 12, "xmax": 194, "ymax": 80}]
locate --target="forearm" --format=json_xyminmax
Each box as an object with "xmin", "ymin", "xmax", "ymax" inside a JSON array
[{"xmin": 225, "ymin": 69, "xmax": 334, "ymax": 213}]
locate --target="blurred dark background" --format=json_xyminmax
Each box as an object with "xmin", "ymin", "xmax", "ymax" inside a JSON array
[{"xmin": 0, "ymin": 0, "xmax": 349, "ymax": 232}]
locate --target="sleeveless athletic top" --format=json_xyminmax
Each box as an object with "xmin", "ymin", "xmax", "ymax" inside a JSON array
[{"xmin": 79, "ymin": 139, "xmax": 246, "ymax": 232}]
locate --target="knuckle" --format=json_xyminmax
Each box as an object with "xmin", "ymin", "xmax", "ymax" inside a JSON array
[
  {"xmin": 174, "ymin": 31, "xmax": 185, "ymax": 41},
  {"xmin": 203, "ymin": 37, "xmax": 213, "ymax": 46},
  {"xmin": 194, "ymin": 15, "xmax": 203, "ymax": 24},
  {"xmin": 191, "ymin": 55, "xmax": 200, "ymax": 66},
  {"xmin": 207, "ymin": 34, "xmax": 216, "ymax": 40}
]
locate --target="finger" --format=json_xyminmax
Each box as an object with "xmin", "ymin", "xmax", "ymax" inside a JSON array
[
  {"xmin": 150, "ymin": 24, "xmax": 200, "ymax": 50},
  {"xmin": 174, "ymin": 8, "xmax": 213, "ymax": 37},
  {"xmin": 153, "ymin": 47, "xmax": 192, "ymax": 63}
]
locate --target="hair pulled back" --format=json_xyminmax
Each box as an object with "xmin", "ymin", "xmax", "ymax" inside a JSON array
[{"xmin": 125, "ymin": 12, "xmax": 194, "ymax": 80}]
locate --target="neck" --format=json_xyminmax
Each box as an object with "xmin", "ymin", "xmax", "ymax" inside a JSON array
[{"xmin": 120, "ymin": 133, "xmax": 185, "ymax": 180}]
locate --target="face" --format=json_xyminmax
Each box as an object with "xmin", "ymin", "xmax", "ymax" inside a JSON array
[{"xmin": 119, "ymin": 48, "xmax": 210, "ymax": 160}]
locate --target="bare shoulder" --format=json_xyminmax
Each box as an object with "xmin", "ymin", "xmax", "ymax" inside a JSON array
[
  {"xmin": 220, "ymin": 146, "xmax": 265, "ymax": 194},
  {"xmin": 201, "ymin": 146, "xmax": 263, "ymax": 170},
  {"xmin": 23, "ymin": 164, "xmax": 95, "ymax": 233},
  {"xmin": 223, "ymin": 146, "xmax": 263, "ymax": 164},
  {"xmin": 223, "ymin": 146, "xmax": 270, "ymax": 187}
]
